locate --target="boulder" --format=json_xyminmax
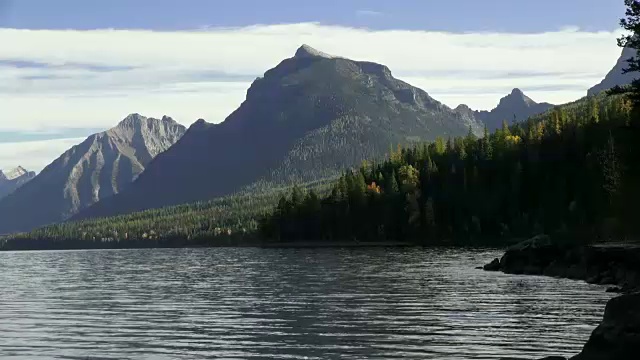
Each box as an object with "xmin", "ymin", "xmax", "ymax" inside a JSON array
[
  {"xmin": 606, "ymin": 286, "xmax": 623, "ymax": 293},
  {"xmin": 483, "ymin": 258, "xmax": 501, "ymax": 271},
  {"xmin": 570, "ymin": 292, "xmax": 640, "ymax": 360},
  {"xmin": 499, "ymin": 235, "xmax": 562, "ymax": 275},
  {"xmin": 500, "ymin": 357, "xmax": 566, "ymax": 360}
]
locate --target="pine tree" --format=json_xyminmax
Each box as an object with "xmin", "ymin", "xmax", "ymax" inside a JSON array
[
  {"xmin": 386, "ymin": 170, "xmax": 400, "ymax": 194},
  {"xmin": 482, "ymin": 126, "xmax": 493, "ymax": 160},
  {"xmin": 601, "ymin": 132, "xmax": 621, "ymax": 207},
  {"xmin": 617, "ymin": 0, "xmax": 640, "ymax": 104},
  {"xmin": 291, "ymin": 185, "xmax": 304, "ymax": 207},
  {"xmin": 589, "ymin": 97, "xmax": 600, "ymax": 123},
  {"xmin": 435, "ymin": 137, "xmax": 446, "ymax": 155}
]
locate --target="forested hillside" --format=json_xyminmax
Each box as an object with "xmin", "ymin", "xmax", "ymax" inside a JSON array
[
  {"xmin": 260, "ymin": 94, "xmax": 639, "ymax": 245},
  {"xmin": 0, "ymin": 115, "xmax": 185, "ymax": 233},
  {"xmin": 74, "ymin": 45, "xmax": 483, "ymax": 221},
  {"xmin": 2, "ymin": 93, "xmax": 636, "ymax": 250},
  {"xmin": 0, "ymin": 178, "xmax": 334, "ymax": 250}
]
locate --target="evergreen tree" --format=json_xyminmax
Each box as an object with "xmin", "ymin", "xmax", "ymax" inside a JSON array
[{"xmin": 617, "ymin": 0, "xmax": 640, "ymax": 104}]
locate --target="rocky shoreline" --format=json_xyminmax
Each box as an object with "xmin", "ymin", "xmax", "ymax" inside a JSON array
[
  {"xmin": 501, "ymin": 291, "xmax": 640, "ymax": 360},
  {"xmin": 488, "ymin": 236, "xmax": 640, "ymax": 359},
  {"xmin": 484, "ymin": 235, "xmax": 640, "ymax": 293}
]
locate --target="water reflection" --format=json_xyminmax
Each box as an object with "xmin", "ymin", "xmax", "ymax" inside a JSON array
[{"xmin": 0, "ymin": 247, "xmax": 612, "ymax": 359}]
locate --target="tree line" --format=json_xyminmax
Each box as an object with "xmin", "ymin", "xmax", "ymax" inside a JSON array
[{"xmin": 259, "ymin": 94, "xmax": 640, "ymax": 245}]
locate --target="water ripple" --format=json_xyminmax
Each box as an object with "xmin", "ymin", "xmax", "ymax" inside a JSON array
[{"xmin": 0, "ymin": 248, "xmax": 612, "ymax": 359}]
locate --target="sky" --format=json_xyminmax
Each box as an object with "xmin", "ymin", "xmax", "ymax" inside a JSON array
[{"xmin": 0, "ymin": 0, "xmax": 629, "ymax": 172}]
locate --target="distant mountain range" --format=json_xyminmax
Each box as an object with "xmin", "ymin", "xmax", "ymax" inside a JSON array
[
  {"xmin": 588, "ymin": 47, "xmax": 638, "ymax": 96},
  {"xmin": 2, "ymin": 44, "xmax": 629, "ymax": 233},
  {"xmin": 0, "ymin": 115, "xmax": 185, "ymax": 233},
  {"xmin": 75, "ymin": 44, "xmax": 488, "ymax": 220},
  {"xmin": 0, "ymin": 166, "xmax": 35, "ymax": 200},
  {"xmin": 462, "ymin": 88, "xmax": 554, "ymax": 132}
]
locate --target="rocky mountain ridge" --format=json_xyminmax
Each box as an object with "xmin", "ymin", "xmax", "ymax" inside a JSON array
[
  {"xmin": 0, "ymin": 166, "xmax": 36, "ymax": 200},
  {"xmin": 588, "ymin": 47, "xmax": 638, "ymax": 96},
  {"xmin": 0, "ymin": 114, "xmax": 186, "ymax": 233},
  {"xmin": 463, "ymin": 88, "xmax": 554, "ymax": 131},
  {"xmin": 75, "ymin": 44, "xmax": 487, "ymax": 220}
]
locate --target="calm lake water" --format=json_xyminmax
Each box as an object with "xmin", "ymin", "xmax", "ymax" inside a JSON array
[{"xmin": 0, "ymin": 247, "xmax": 612, "ymax": 359}]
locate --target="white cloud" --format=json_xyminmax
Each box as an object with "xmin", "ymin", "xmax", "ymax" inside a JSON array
[
  {"xmin": 0, "ymin": 137, "xmax": 85, "ymax": 172},
  {"xmin": 0, "ymin": 23, "xmax": 626, "ymax": 168},
  {"xmin": 356, "ymin": 10, "xmax": 383, "ymax": 17}
]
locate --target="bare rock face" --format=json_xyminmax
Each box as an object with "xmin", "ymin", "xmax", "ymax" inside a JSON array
[
  {"xmin": 469, "ymin": 88, "xmax": 554, "ymax": 132},
  {"xmin": 587, "ymin": 47, "xmax": 638, "ymax": 96},
  {"xmin": 294, "ymin": 44, "xmax": 335, "ymax": 59},
  {"xmin": 570, "ymin": 292, "xmax": 640, "ymax": 360},
  {"xmin": 0, "ymin": 166, "xmax": 36, "ymax": 200},
  {"xmin": 483, "ymin": 237, "xmax": 640, "ymax": 293},
  {"xmin": 75, "ymin": 44, "xmax": 485, "ymax": 220},
  {"xmin": 0, "ymin": 115, "xmax": 185, "ymax": 233}
]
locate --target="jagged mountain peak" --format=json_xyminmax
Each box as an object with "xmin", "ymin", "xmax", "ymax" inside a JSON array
[
  {"xmin": 499, "ymin": 88, "xmax": 535, "ymax": 107},
  {"xmin": 0, "ymin": 166, "xmax": 31, "ymax": 181},
  {"xmin": 0, "ymin": 166, "xmax": 36, "ymax": 200},
  {"xmin": 115, "ymin": 113, "xmax": 179, "ymax": 130},
  {"xmin": 510, "ymin": 88, "xmax": 524, "ymax": 96},
  {"xmin": 455, "ymin": 104, "xmax": 472, "ymax": 112},
  {"xmin": 0, "ymin": 114, "xmax": 186, "ymax": 233},
  {"xmin": 294, "ymin": 44, "xmax": 335, "ymax": 59},
  {"xmin": 191, "ymin": 118, "xmax": 209, "ymax": 128},
  {"xmin": 74, "ymin": 45, "xmax": 484, "ymax": 220},
  {"xmin": 588, "ymin": 47, "xmax": 638, "ymax": 96},
  {"xmin": 117, "ymin": 113, "xmax": 146, "ymax": 126},
  {"xmin": 470, "ymin": 89, "xmax": 554, "ymax": 132}
]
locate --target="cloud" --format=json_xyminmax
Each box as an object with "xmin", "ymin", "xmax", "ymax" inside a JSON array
[
  {"xmin": 0, "ymin": 23, "xmax": 625, "ymax": 168},
  {"xmin": 356, "ymin": 10, "xmax": 383, "ymax": 17},
  {"xmin": 0, "ymin": 137, "xmax": 86, "ymax": 172},
  {"xmin": 0, "ymin": 128, "xmax": 102, "ymax": 143}
]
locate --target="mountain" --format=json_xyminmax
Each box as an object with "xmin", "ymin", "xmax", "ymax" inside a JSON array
[
  {"xmin": 469, "ymin": 88, "xmax": 554, "ymax": 131},
  {"xmin": 588, "ymin": 47, "xmax": 638, "ymax": 96},
  {"xmin": 75, "ymin": 44, "xmax": 485, "ymax": 220},
  {"xmin": 0, "ymin": 114, "xmax": 186, "ymax": 233},
  {"xmin": 0, "ymin": 166, "xmax": 36, "ymax": 200}
]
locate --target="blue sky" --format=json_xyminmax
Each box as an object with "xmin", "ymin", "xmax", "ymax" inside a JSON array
[
  {"xmin": 0, "ymin": 0, "xmax": 629, "ymax": 171},
  {"xmin": 0, "ymin": 0, "xmax": 625, "ymax": 33}
]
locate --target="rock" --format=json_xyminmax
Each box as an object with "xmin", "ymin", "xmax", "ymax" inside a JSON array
[
  {"xmin": 606, "ymin": 286, "xmax": 623, "ymax": 293},
  {"xmin": 599, "ymin": 277, "xmax": 615, "ymax": 285},
  {"xmin": 500, "ymin": 357, "xmax": 566, "ymax": 360},
  {"xmin": 483, "ymin": 258, "xmax": 501, "ymax": 271},
  {"xmin": 499, "ymin": 235, "xmax": 561, "ymax": 275},
  {"xmin": 586, "ymin": 275, "xmax": 601, "ymax": 284},
  {"xmin": 508, "ymin": 234, "xmax": 553, "ymax": 251},
  {"xmin": 570, "ymin": 292, "xmax": 640, "ymax": 360},
  {"xmin": 567, "ymin": 264, "xmax": 587, "ymax": 280},
  {"xmin": 485, "ymin": 240, "xmax": 640, "ymax": 293}
]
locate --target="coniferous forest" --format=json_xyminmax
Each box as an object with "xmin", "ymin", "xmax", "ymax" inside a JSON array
[
  {"xmin": 3, "ymin": 92, "xmax": 638, "ymax": 250},
  {"xmin": 259, "ymin": 93, "xmax": 640, "ymax": 245},
  {"xmin": 5, "ymin": 1, "xmax": 640, "ymax": 251}
]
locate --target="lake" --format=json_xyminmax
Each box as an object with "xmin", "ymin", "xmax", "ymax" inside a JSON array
[{"xmin": 0, "ymin": 247, "xmax": 612, "ymax": 359}]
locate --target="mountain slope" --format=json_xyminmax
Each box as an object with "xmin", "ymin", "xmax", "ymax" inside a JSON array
[
  {"xmin": 588, "ymin": 47, "xmax": 638, "ymax": 96},
  {"xmin": 76, "ymin": 44, "xmax": 484, "ymax": 220},
  {"xmin": 3, "ymin": 92, "xmax": 630, "ymax": 250},
  {"xmin": 0, "ymin": 115, "xmax": 185, "ymax": 233},
  {"xmin": 469, "ymin": 88, "xmax": 554, "ymax": 131},
  {"xmin": 0, "ymin": 166, "xmax": 36, "ymax": 200}
]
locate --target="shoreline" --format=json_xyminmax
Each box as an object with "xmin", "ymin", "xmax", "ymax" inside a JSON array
[
  {"xmin": 487, "ymin": 236, "xmax": 640, "ymax": 360},
  {"xmin": 259, "ymin": 241, "xmax": 414, "ymax": 248},
  {"xmin": 0, "ymin": 240, "xmax": 426, "ymax": 252},
  {"xmin": 483, "ymin": 236, "xmax": 640, "ymax": 293}
]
